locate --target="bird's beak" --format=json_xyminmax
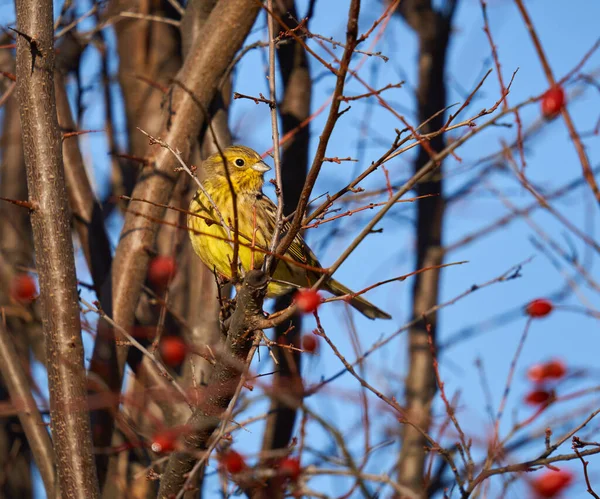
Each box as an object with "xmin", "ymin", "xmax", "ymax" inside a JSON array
[{"xmin": 251, "ymin": 161, "xmax": 271, "ymax": 173}]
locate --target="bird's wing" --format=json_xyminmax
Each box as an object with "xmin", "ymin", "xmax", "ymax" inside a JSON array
[{"xmin": 259, "ymin": 194, "xmax": 321, "ymax": 268}]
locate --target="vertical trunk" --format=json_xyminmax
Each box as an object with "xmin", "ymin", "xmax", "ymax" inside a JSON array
[
  {"xmin": 91, "ymin": 2, "xmax": 182, "ymax": 490},
  {"xmin": 0, "ymin": 44, "xmax": 34, "ymax": 499},
  {"xmin": 15, "ymin": 0, "xmax": 100, "ymax": 496},
  {"xmin": 396, "ymin": 1, "xmax": 456, "ymax": 495}
]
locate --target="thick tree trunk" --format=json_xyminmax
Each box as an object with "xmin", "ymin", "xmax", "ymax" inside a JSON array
[
  {"xmin": 15, "ymin": 0, "xmax": 100, "ymax": 496},
  {"xmin": 396, "ymin": 1, "xmax": 456, "ymax": 495}
]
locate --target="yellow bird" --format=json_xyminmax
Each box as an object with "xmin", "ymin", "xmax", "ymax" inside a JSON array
[{"xmin": 187, "ymin": 145, "xmax": 391, "ymax": 320}]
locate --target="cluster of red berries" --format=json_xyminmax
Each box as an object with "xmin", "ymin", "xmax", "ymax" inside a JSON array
[
  {"xmin": 148, "ymin": 255, "xmax": 185, "ymax": 369},
  {"xmin": 523, "ymin": 298, "xmax": 559, "ymax": 405},
  {"xmin": 293, "ymin": 290, "xmax": 324, "ymax": 354},
  {"xmin": 524, "ymin": 359, "xmax": 566, "ymax": 407},
  {"xmin": 527, "ymin": 360, "xmax": 566, "ymax": 383},
  {"xmin": 217, "ymin": 450, "xmax": 302, "ymax": 483}
]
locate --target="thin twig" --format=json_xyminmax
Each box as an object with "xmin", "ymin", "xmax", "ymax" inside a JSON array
[
  {"xmin": 80, "ymin": 298, "xmax": 191, "ymax": 406},
  {"xmin": 265, "ymin": 0, "xmax": 284, "ymax": 271}
]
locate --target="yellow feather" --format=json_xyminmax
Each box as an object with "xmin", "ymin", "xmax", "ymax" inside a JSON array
[{"xmin": 187, "ymin": 145, "xmax": 391, "ymax": 320}]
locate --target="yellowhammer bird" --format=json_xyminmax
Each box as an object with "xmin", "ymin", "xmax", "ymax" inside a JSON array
[{"xmin": 187, "ymin": 145, "xmax": 391, "ymax": 320}]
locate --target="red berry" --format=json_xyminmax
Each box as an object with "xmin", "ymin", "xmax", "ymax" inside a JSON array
[
  {"xmin": 278, "ymin": 457, "xmax": 301, "ymax": 481},
  {"xmin": 544, "ymin": 360, "xmax": 567, "ymax": 380},
  {"xmin": 159, "ymin": 337, "xmax": 187, "ymax": 367},
  {"xmin": 151, "ymin": 432, "xmax": 177, "ymax": 454},
  {"xmin": 302, "ymin": 334, "xmax": 319, "ymax": 354},
  {"xmin": 294, "ymin": 289, "xmax": 322, "ymax": 314},
  {"xmin": 526, "ymin": 299, "xmax": 553, "ymax": 318},
  {"xmin": 527, "ymin": 360, "xmax": 567, "ymax": 383},
  {"xmin": 527, "ymin": 364, "xmax": 546, "ymax": 383},
  {"xmin": 541, "ymin": 86, "xmax": 566, "ymax": 119},
  {"xmin": 531, "ymin": 469, "xmax": 573, "ymax": 497},
  {"xmin": 148, "ymin": 256, "xmax": 177, "ymax": 289},
  {"xmin": 10, "ymin": 274, "xmax": 37, "ymax": 303},
  {"xmin": 221, "ymin": 450, "xmax": 246, "ymax": 474},
  {"xmin": 525, "ymin": 389, "xmax": 552, "ymax": 406}
]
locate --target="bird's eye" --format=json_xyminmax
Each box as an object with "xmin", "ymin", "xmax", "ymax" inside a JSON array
[{"xmin": 235, "ymin": 158, "xmax": 245, "ymax": 167}]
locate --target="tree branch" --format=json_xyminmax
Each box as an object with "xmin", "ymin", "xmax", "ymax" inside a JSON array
[
  {"xmin": 157, "ymin": 270, "xmax": 268, "ymax": 498},
  {"xmin": 0, "ymin": 322, "xmax": 56, "ymax": 496},
  {"xmin": 15, "ymin": 0, "xmax": 100, "ymax": 496},
  {"xmin": 274, "ymin": 0, "xmax": 361, "ymax": 260}
]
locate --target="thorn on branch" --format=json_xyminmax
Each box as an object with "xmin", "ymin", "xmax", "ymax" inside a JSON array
[
  {"xmin": 337, "ymin": 105, "xmax": 351, "ymax": 118},
  {"xmin": 9, "ymin": 27, "xmax": 39, "ymax": 49},
  {"xmin": 0, "ymin": 197, "xmax": 37, "ymax": 211},
  {"xmin": 61, "ymin": 129, "xmax": 104, "ymax": 140},
  {"xmin": 0, "ymin": 71, "xmax": 16, "ymax": 82},
  {"xmin": 506, "ymin": 265, "xmax": 523, "ymax": 280},
  {"xmin": 111, "ymin": 153, "xmax": 151, "ymax": 166},
  {"xmin": 9, "ymin": 27, "xmax": 43, "ymax": 72}
]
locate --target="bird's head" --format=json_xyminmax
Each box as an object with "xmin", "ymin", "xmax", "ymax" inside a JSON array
[{"xmin": 202, "ymin": 146, "xmax": 271, "ymax": 193}]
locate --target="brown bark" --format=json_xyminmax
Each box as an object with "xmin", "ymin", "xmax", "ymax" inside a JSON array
[
  {"xmin": 157, "ymin": 270, "xmax": 268, "ymax": 498},
  {"xmin": 110, "ymin": 0, "xmax": 182, "ymax": 169},
  {"xmin": 55, "ymin": 69, "xmax": 112, "ymax": 298},
  {"xmin": 0, "ymin": 53, "xmax": 33, "ymax": 270},
  {"xmin": 15, "ymin": 0, "xmax": 100, "ymax": 496},
  {"xmin": 178, "ymin": 0, "xmax": 230, "ymax": 405},
  {"xmin": 395, "ymin": 0, "xmax": 457, "ymax": 496},
  {"xmin": 0, "ymin": 43, "xmax": 36, "ymax": 499},
  {"xmin": 54, "ymin": 39, "xmax": 119, "ymax": 492},
  {"xmin": 0, "ymin": 323, "xmax": 56, "ymax": 496},
  {"xmin": 92, "ymin": 2, "xmax": 182, "ymax": 488}
]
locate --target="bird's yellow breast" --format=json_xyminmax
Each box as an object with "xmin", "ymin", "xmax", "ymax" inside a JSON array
[{"xmin": 187, "ymin": 188, "xmax": 296, "ymax": 296}]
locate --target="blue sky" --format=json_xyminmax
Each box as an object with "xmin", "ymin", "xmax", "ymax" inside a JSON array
[
  {"xmin": 2, "ymin": 0, "xmax": 600, "ymax": 497},
  {"xmin": 227, "ymin": 1, "xmax": 600, "ymax": 497}
]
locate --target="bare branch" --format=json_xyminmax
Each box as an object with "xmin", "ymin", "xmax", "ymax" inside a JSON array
[
  {"xmin": 0, "ymin": 322, "xmax": 56, "ymax": 496},
  {"xmin": 157, "ymin": 270, "xmax": 268, "ymax": 498}
]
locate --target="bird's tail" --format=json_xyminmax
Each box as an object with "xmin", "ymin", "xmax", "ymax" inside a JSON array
[{"xmin": 325, "ymin": 278, "xmax": 391, "ymax": 320}]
